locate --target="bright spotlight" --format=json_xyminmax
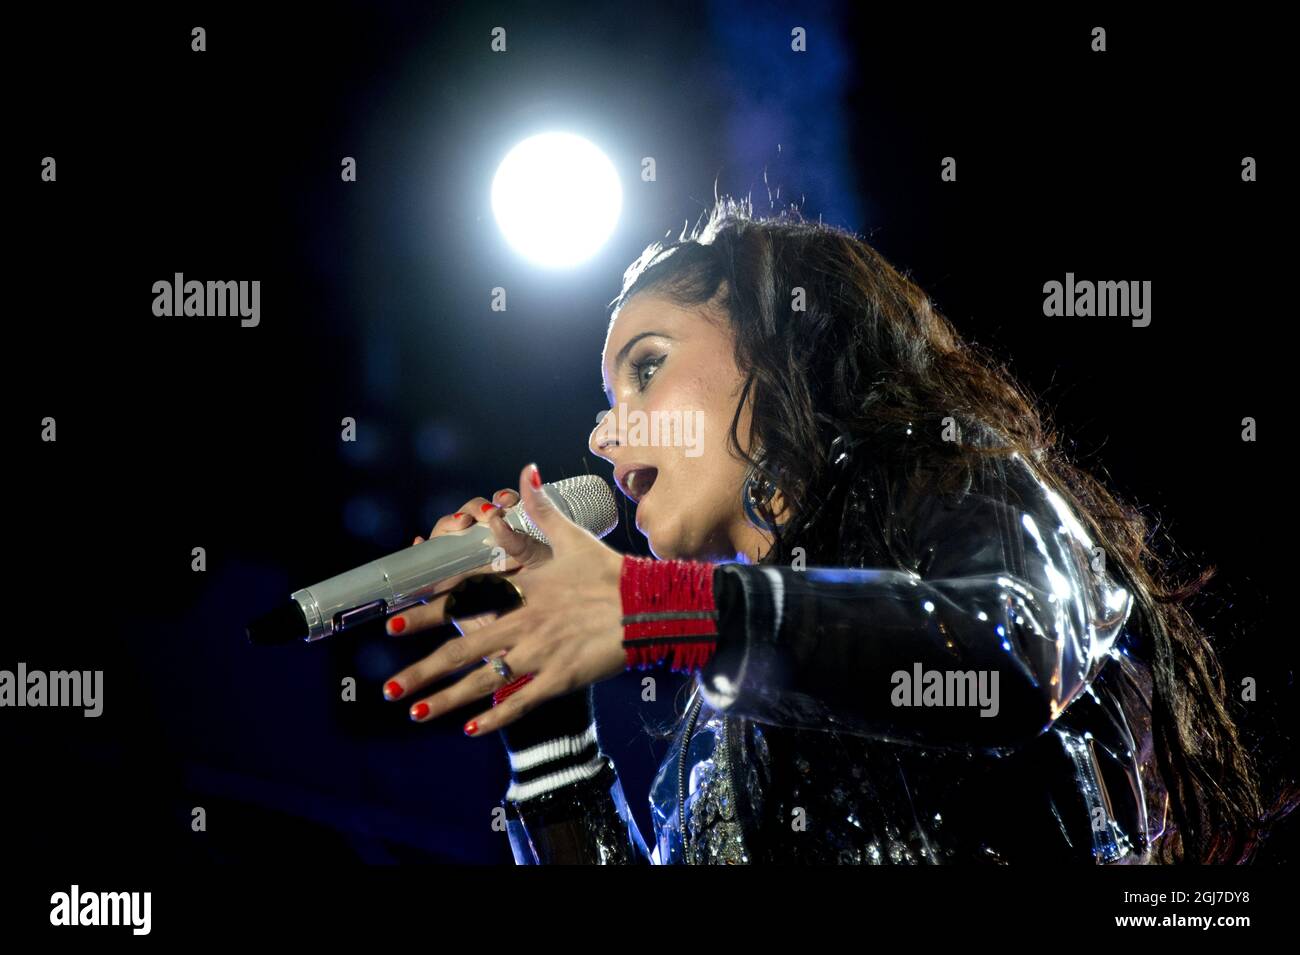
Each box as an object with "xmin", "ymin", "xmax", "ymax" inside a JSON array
[{"xmin": 491, "ymin": 132, "xmax": 622, "ymax": 268}]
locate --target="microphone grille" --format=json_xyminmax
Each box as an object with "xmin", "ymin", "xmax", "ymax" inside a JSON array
[{"xmin": 517, "ymin": 474, "xmax": 619, "ymax": 545}]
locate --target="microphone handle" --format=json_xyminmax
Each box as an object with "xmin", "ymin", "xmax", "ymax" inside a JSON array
[{"xmin": 290, "ymin": 502, "xmax": 542, "ymax": 642}]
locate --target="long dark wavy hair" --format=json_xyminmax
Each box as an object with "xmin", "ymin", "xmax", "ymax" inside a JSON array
[{"xmin": 609, "ymin": 195, "xmax": 1291, "ymax": 864}]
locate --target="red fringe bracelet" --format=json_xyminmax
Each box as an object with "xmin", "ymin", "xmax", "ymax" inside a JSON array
[
  {"xmin": 620, "ymin": 556, "xmax": 719, "ymax": 673},
  {"xmin": 492, "ymin": 672, "xmax": 533, "ymax": 706}
]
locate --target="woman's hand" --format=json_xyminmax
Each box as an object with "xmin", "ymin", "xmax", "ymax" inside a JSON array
[
  {"xmin": 381, "ymin": 482, "xmax": 553, "ymax": 642},
  {"xmin": 384, "ymin": 463, "xmax": 627, "ymax": 734}
]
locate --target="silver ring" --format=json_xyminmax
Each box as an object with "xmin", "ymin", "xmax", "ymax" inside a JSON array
[{"xmin": 489, "ymin": 655, "xmax": 513, "ymax": 681}]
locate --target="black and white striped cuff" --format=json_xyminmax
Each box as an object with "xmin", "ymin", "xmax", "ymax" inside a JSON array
[{"xmin": 504, "ymin": 722, "xmax": 607, "ymax": 802}]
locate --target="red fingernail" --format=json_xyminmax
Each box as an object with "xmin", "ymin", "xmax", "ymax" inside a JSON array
[
  {"xmin": 463, "ymin": 720, "xmax": 478, "ymax": 736},
  {"xmin": 411, "ymin": 702, "xmax": 430, "ymax": 720},
  {"xmin": 480, "ymin": 502, "xmax": 496, "ymax": 513},
  {"xmin": 384, "ymin": 680, "xmax": 403, "ymax": 699},
  {"xmin": 452, "ymin": 512, "xmax": 464, "ymax": 519},
  {"xmin": 388, "ymin": 616, "xmax": 406, "ymax": 634},
  {"xmin": 530, "ymin": 465, "xmax": 542, "ymax": 489}
]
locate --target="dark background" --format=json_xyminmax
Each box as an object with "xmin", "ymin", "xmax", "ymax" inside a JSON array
[{"xmin": 9, "ymin": 2, "xmax": 1292, "ymax": 865}]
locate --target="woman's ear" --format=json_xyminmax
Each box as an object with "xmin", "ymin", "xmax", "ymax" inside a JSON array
[{"xmin": 769, "ymin": 486, "xmax": 791, "ymax": 525}]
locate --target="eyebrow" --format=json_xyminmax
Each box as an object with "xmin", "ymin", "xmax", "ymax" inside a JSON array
[{"xmin": 603, "ymin": 330, "xmax": 673, "ymax": 403}]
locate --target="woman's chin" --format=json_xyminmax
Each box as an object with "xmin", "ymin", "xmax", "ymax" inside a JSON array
[
  {"xmin": 638, "ymin": 506, "xmax": 723, "ymax": 560},
  {"xmin": 646, "ymin": 535, "xmax": 673, "ymax": 560},
  {"xmin": 646, "ymin": 528, "xmax": 712, "ymax": 562},
  {"xmin": 641, "ymin": 523, "xmax": 678, "ymax": 560}
]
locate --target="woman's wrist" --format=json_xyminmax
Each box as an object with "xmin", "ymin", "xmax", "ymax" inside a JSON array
[
  {"xmin": 619, "ymin": 555, "xmax": 720, "ymax": 673},
  {"xmin": 497, "ymin": 683, "xmax": 606, "ymax": 803},
  {"xmin": 498, "ymin": 554, "xmax": 724, "ymax": 801}
]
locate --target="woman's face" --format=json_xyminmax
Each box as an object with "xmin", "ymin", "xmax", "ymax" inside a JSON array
[{"xmin": 589, "ymin": 290, "xmax": 773, "ymax": 561}]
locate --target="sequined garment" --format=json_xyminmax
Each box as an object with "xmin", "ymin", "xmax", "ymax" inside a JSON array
[{"xmin": 503, "ymin": 422, "xmax": 1161, "ymax": 864}]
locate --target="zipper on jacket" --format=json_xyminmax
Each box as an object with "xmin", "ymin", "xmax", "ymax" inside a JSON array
[{"xmin": 678, "ymin": 689, "xmax": 705, "ymax": 863}]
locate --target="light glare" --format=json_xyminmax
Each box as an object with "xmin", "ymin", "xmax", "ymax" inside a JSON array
[{"xmin": 491, "ymin": 132, "xmax": 622, "ymax": 268}]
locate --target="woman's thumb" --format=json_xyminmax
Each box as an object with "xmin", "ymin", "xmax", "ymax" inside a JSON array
[{"xmin": 519, "ymin": 462, "xmax": 583, "ymax": 549}]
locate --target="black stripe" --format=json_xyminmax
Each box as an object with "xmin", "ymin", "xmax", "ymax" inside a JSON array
[
  {"xmin": 511, "ymin": 740, "xmax": 601, "ymax": 786},
  {"xmin": 621, "ymin": 610, "xmax": 718, "ymax": 623},
  {"xmin": 623, "ymin": 634, "xmax": 719, "ymax": 646}
]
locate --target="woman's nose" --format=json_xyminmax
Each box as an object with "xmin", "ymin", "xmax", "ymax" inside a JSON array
[{"xmin": 589, "ymin": 409, "xmax": 618, "ymax": 460}]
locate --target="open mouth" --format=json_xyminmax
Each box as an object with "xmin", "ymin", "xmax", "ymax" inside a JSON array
[{"xmin": 619, "ymin": 466, "xmax": 659, "ymax": 503}]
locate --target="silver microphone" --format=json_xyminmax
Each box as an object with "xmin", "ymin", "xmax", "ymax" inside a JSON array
[{"xmin": 246, "ymin": 475, "xmax": 618, "ymax": 644}]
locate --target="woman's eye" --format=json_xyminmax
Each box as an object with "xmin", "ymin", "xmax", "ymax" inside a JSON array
[{"xmin": 630, "ymin": 355, "xmax": 663, "ymax": 390}]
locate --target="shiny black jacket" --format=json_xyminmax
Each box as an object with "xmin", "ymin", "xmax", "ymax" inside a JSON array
[{"xmin": 501, "ymin": 425, "xmax": 1161, "ymax": 864}]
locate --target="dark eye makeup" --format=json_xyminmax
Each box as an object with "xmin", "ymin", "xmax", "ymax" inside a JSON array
[{"xmin": 629, "ymin": 353, "xmax": 664, "ymax": 391}]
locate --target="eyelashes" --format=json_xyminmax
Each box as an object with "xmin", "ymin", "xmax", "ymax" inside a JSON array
[{"xmin": 628, "ymin": 354, "xmax": 664, "ymax": 391}]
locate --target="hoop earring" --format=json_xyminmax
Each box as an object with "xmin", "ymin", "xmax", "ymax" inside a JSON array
[{"xmin": 742, "ymin": 458, "xmax": 781, "ymax": 532}]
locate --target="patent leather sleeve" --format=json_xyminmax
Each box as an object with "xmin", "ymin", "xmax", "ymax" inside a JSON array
[
  {"xmin": 501, "ymin": 756, "xmax": 652, "ymax": 864},
  {"xmin": 696, "ymin": 451, "xmax": 1135, "ymax": 751}
]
